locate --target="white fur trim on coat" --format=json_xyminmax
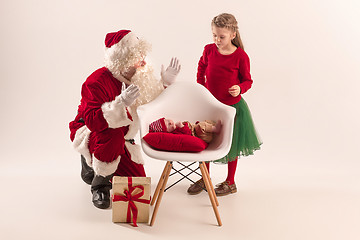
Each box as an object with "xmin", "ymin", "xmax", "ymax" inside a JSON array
[
  {"xmin": 92, "ymin": 155, "xmax": 120, "ymax": 177},
  {"xmin": 123, "ymin": 107, "xmax": 143, "ymax": 165},
  {"xmin": 72, "ymin": 125, "xmax": 92, "ymax": 167},
  {"xmin": 125, "ymin": 142, "xmax": 144, "ymax": 165},
  {"xmin": 101, "ymin": 95, "xmax": 132, "ymax": 129},
  {"xmin": 124, "ymin": 106, "xmax": 139, "ymax": 139}
]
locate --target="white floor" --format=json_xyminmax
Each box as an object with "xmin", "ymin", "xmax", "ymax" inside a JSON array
[{"xmin": 1, "ymin": 148, "xmax": 359, "ymax": 240}]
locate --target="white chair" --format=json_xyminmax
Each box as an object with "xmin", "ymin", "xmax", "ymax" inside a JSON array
[{"xmin": 137, "ymin": 80, "xmax": 236, "ymax": 226}]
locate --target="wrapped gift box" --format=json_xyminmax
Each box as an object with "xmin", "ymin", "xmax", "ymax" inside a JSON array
[{"xmin": 112, "ymin": 176, "xmax": 151, "ymax": 226}]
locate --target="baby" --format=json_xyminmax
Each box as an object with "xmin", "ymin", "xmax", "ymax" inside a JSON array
[{"xmin": 149, "ymin": 117, "xmax": 222, "ymax": 143}]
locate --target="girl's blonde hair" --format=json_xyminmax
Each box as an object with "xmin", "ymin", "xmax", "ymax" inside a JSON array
[{"xmin": 211, "ymin": 13, "xmax": 244, "ymax": 50}]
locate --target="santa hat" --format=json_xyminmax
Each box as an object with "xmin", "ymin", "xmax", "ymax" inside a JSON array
[
  {"xmin": 104, "ymin": 29, "xmax": 141, "ymax": 56},
  {"xmin": 149, "ymin": 118, "xmax": 167, "ymax": 132},
  {"xmin": 105, "ymin": 30, "xmax": 132, "ymax": 48}
]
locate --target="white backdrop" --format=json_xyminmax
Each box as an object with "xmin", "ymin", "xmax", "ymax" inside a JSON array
[
  {"xmin": 0, "ymin": 0, "xmax": 360, "ymax": 239},
  {"xmin": 1, "ymin": 0, "xmax": 359, "ymax": 171}
]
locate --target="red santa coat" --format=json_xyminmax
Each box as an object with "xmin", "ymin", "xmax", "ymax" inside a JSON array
[{"xmin": 69, "ymin": 67, "xmax": 145, "ymax": 177}]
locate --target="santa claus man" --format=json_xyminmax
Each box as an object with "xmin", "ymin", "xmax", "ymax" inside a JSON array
[{"xmin": 69, "ymin": 30, "xmax": 181, "ymax": 209}]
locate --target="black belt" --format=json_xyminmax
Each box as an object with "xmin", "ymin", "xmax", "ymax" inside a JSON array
[{"xmin": 125, "ymin": 139, "xmax": 135, "ymax": 145}]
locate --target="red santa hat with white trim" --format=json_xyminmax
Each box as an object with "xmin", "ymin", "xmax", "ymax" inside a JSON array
[
  {"xmin": 104, "ymin": 29, "xmax": 141, "ymax": 50},
  {"xmin": 105, "ymin": 30, "xmax": 132, "ymax": 48}
]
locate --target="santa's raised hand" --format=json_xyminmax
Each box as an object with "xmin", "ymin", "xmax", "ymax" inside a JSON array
[
  {"xmin": 120, "ymin": 84, "xmax": 140, "ymax": 107},
  {"xmin": 161, "ymin": 57, "xmax": 181, "ymax": 87}
]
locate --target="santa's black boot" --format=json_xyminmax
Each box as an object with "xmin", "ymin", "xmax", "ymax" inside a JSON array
[
  {"xmin": 91, "ymin": 174, "xmax": 112, "ymax": 209},
  {"xmin": 80, "ymin": 155, "xmax": 94, "ymax": 185}
]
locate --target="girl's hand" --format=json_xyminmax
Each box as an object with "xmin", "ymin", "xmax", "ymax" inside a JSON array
[{"xmin": 229, "ymin": 85, "xmax": 241, "ymax": 97}]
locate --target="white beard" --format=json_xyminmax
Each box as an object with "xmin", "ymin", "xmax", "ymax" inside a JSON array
[
  {"xmin": 125, "ymin": 64, "xmax": 164, "ymax": 139},
  {"xmin": 130, "ymin": 64, "xmax": 164, "ymax": 110}
]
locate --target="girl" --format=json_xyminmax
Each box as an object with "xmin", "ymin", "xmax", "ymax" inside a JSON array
[{"xmin": 187, "ymin": 13, "xmax": 262, "ymax": 196}]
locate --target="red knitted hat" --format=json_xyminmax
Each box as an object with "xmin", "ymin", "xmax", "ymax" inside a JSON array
[
  {"xmin": 105, "ymin": 30, "xmax": 131, "ymax": 48},
  {"xmin": 149, "ymin": 118, "xmax": 167, "ymax": 132}
]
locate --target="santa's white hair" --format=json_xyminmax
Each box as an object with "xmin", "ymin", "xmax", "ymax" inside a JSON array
[{"xmin": 104, "ymin": 32, "xmax": 151, "ymax": 84}]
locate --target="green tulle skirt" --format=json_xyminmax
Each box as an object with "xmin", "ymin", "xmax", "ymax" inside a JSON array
[{"xmin": 215, "ymin": 98, "xmax": 262, "ymax": 163}]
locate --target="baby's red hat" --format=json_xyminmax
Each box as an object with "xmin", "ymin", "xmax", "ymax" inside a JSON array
[{"xmin": 149, "ymin": 118, "xmax": 167, "ymax": 132}]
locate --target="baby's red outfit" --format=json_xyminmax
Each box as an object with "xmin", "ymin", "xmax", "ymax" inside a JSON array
[{"xmin": 172, "ymin": 122, "xmax": 192, "ymax": 135}]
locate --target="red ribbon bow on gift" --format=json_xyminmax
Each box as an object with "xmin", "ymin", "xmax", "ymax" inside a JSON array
[{"xmin": 112, "ymin": 177, "xmax": 150, "ymax": 227}]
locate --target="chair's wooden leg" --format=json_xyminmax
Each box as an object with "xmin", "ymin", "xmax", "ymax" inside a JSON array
[
  {"xmin": 199, "ymin": 162, "xmax": 222, "ymax": 226},
  {"xmin": 150, "ymin": 161, "xmax": 172, "ymax": 226},
  {"xmin": 202, "ymin": 162, "xmax": 219, "ymax": 207},
  {"xmin": 151, "ymin": 162, "xmax": 170, "ymax": 206},
  {"xmin": 200, "ymin": 162, "xmax": 216, "ymax": 206}
]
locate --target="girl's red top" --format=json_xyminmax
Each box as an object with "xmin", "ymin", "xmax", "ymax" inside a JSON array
[{"xmin": 197, "ymin": 43, "xmax": 253, "ymax": 105}]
